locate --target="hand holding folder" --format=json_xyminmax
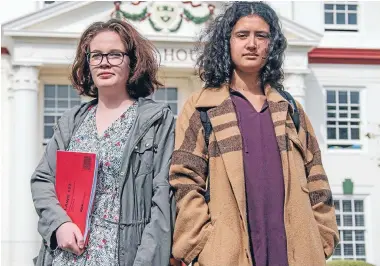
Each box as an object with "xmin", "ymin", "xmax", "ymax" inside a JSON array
[{"xmin": 55, "ymin": 151, "xmax": 98, "ymax": 248}]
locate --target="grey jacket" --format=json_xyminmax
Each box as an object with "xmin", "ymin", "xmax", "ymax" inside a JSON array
[{"xmin": 31, "ymin": 98, "xmax": 176, "ymax": 266}]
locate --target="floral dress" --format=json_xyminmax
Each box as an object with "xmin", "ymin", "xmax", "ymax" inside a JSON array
[{"xmin": 52, "ymin": 102, "xmax": 137, "ymax": 266}]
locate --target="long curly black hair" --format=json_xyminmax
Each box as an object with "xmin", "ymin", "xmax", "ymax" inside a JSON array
[{"xmin": 196, "ymin": 1, "xmax": 287, "ymax": 90}]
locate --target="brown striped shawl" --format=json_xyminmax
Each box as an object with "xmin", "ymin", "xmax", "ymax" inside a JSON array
[{"xmin": 170, "ymin": 85, "xmax": 339, "ymax": 266}]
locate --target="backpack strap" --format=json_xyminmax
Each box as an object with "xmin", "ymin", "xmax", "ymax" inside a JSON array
[
  {"xmin": 278, "ymin": 90, "xmax": 300, "ymax": 132},
  {"xmin": 199, "ymin": 108, "xmax": 212, "ymax": 204}
]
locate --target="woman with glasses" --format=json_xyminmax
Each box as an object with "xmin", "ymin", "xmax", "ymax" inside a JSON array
[{"xmin": 31, "ymin": 19, "xmax": 175, "ymax": 266}]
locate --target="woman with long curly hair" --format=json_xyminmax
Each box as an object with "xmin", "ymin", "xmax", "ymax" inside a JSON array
[
  {"xmin": 31, "ymin": 19, "xmax": 175, "ymax": 266},
  {"xmin": 170, "ymin": 2, "xmax": 339, "ymax": 266}
]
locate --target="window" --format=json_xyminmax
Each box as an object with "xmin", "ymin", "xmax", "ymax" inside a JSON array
[
  {"xmin": 43, "ymin": 84, "xmax": 81, "ymax": 143},
  {"xmin": 326, "ymin": 89, "xmax": 361, "ymax": 149},
  {"xmin": 332, "ymin": 198, "xmax": 367, "ymax": 261},
  {"xmin": 151, "ymin": 87, "xmax": 178, "ymax": 118},
  {"xmin": 324, "ymin": 2, "xmax": 358, "ymax": 31}
]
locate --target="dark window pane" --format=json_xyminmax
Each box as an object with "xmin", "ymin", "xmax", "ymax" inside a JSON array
[
  {"xmin": 343, "ymin": 215, "xmax": 353, "ymax": 226},
  {"xmin": 44, "ymin": 116, "xmax": 55, "ymax": 124},
  {"xmin": 70, "ymin": 88, "xmax": 79, "ymax": 98},
  {"xmin": 351, "ymin": 106, "xmax": 359, "ymax": 111},
  {"xmin": 356, "ymin": 244, "xmax": 366, "ymax": 256},
  {"xmin": 348, "ymin": 4, "xmax": 357, "ymax": 11},
  {"xmin": 348, "ymin": 13, "xmax": 357, "ymax": 25},
  {"xmin": 327, "ymin": 112, "xmax": 336, "ymax": 118},
  {"xmin": 325, "ymin": 12, "xmax": 334, "ymax": 24},
  {"xmin": 343, "ymin": 230, "xmax": 353, "ymax": 241},
  {"xmin": 339, "ymin": 91, "xmax": 348, "ymax": 103},
  {"xmin": 328, "ymin": 105, "xmax": 336, "ymax": 111},
  {"xmin": 355, "ymin": 200, "xmax": 364, "ymax": 212},
  {"xmin": 339, "ymin": 113, "xmax": 348, "ymax": 118},
  {"xmin": 44, "ymin": 126, "xmax": 54, "ymax": 139},
  {"xmin": 351, "ymin": 113, "xmax": 360, "ymax": 119},
  {"xmin": 344, "ymin": 244, "xmax": 353, "ymax": 256},
  {"xmin": 355, "ymin": 230, "xmax": 365, "ymax": 241},
  {"xmin": 339, "ymin": 128, "xmax": 348, "ymax": 139},
  {"xmin": 58, "ymin": 100, "xmax": 68, "ymax": 108},
  {"xmin": 334, "ymin": 200, "xmax": 340, "ymax": 211},
  {"xmin": 57, "ymin": 85, "xmax": 68, "ymax": 98},
  {"xmin": 44, "ymin": 85, "xmax": 55, "ymax": 98},
  {"xmin": 351, "ymin": 128, "xmax": 360, "ymax": 140},
  {"xmin": 339, "ymin": 106, "xmax": 348, "ymax": 110},
  {"xmin": 351, "ymin": 122, "xmax": 360, "ymax": 126},
  {"xmin": 355, "ymin": 215, "xmax": 365, "ymax": 226},
  {"xmin": 328, "ymin": 128, "xmax": 337, "ymax": 139},
  {"xmin": 325, "ymin": 4, "xmax": 334, "ymax": 10},
  {"xmin": 343, "ymin": 200, "xmax": 352, "ymax": 212},
  {"xmin": 327, "ymin": 91, "xmax": 336, "ymax": 103},
  {"xmin": 155, "ymin": 89, "xmax": 166, "ymax": 101},
  {"xmin": 336, "ymin": 215, "xmax": 341, "ymax": 226},
  {"xmin": 351, "ymin": 91, "xmax": 359, "ymax": 104},
  {"xmin": 168, "ymin": 103, "xmax": 178, "ymax": 115},
  {"xmin": 338, "ymin": 121, "xmax": 348, "ymax": 125},
  {"xmin": 334, "ymin": 244, "xmax": 341, "ymax": 256},
  {"xmin": 44, "ymin": 99, "xmax": 55, "ymax": 108},
  {"xmin": 336, "ymin": 4, "xmax": 346, "ymax": 10},
  {"xmin": 167, "ymin": 87, "xmax": 177, "ymax": 101},
  {"xmin": 337, "ymin": 13, "xmax": 346, "ymax": 24}
]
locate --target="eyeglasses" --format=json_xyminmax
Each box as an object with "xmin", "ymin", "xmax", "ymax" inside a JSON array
[{"xmin": 86, "ymin": 51, "xmax": 129, "ymax": 66}]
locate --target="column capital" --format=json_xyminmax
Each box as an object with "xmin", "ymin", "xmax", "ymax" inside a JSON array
[{"xmin": 12, "ymin": 65, "xmax": 39, "ymax": 92}]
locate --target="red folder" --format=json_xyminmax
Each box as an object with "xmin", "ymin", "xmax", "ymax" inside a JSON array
[{"xmin": 55, "ymin": 151, "xmax": 98, "ymax": 246}]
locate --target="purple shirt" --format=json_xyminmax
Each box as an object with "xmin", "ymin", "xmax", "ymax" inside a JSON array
[{"xmin": 230, "ymin": 89, "xmax": 288, "ymax": 266}]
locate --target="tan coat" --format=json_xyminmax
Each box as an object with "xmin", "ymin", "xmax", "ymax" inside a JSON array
[{"xmin": 169, "ymin": 85, "xmax": 339, "ymax": 266}]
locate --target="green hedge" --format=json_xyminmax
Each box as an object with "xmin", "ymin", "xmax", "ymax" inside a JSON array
[{"xmin": 327, "ymin": 260, "xmax": 374, "ymax": 266}]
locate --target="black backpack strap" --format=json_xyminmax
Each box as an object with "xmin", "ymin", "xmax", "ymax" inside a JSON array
[
  {"xmin": 278, "ymin": 90, "xmax": 300, "ymax": 132},
  {"xmin": 199, "ymin": 108, "xmax": 212, "ymax": 204}
]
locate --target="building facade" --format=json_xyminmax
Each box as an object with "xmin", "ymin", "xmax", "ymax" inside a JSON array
[{"xmin": 1, "ymin": 1, "xmax": 380, "ymax": 265}]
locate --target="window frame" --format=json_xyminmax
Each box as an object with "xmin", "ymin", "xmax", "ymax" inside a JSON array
[
  {"xmin": 150, "ymin": 87, "xmax": 179, "ymax": 118},
  {"xmin": 43, "ymin": 84, "xmax": 82, "ymax": 144},
  {"xmin": 331, "ymin": 195, "xmax": 369, "ymax": 261},
  {"xmin": 325, "ymin": 87, "xmax": 363, "ymax": 150},
  {"xmin": 324, "ymin": 1, "xmax": 359, "ymax": 32}
]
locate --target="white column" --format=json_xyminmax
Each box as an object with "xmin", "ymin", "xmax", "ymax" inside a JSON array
[
  {"xmin": 284, "ymin": 73, "xmax": 307, "ymax": 109},
  {"xmin": 10, "ymin": 65, "xmax": 40, "ymax": 266},
  {"xmin": 1, "ymin": 53, "xmax": 13, "ymax": 266}
]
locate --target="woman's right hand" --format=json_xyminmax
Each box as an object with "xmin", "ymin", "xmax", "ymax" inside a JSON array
[{"xmin": 56, "ymin": 222, "xmax": 85, "ymax": 256}]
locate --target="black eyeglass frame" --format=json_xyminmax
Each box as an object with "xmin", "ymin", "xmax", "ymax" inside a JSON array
[{"xmin": 86, "ymin": 52, "xmax": 129, "ymax": 66}]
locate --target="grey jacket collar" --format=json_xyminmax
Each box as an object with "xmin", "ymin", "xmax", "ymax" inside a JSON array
[{"xmin": 55, "ymin": 97, "xmax": 168, "ymax": 150}]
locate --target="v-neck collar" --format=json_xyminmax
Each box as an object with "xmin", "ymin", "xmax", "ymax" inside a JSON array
[
  {"xmin": 229, "ymin": 88, "xmax": 269, "ymax": 113},
  {"xmin": 92, "ymin": 102, "xmax": 137, "ymax": 139}
]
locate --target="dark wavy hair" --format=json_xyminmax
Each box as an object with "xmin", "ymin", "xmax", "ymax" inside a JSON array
[
  {"xmin": 71, "ymin": 19, "xmax": 162, "ymax": 98},
  {"xmin": 196, "ymin": 1, "xmax": 287, "ymax": 90}
]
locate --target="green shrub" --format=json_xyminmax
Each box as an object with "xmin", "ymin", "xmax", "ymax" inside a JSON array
[{"xmin": 327, "ymin": 260, "xmax": 374, "ymax": 266}]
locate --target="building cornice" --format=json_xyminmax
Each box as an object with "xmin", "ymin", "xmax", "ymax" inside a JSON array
[{"xmin": 308, "ymin": 48, "xmax": 380, "ymax": 65}]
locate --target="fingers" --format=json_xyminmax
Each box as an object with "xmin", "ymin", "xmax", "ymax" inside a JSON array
[
  {"xmin": 73, "ymin": 226, "xmax": 85, "ymax": 250},
  {"xmin": 59, "ymin": 232, "xmax": 83, "ymax": 256}
]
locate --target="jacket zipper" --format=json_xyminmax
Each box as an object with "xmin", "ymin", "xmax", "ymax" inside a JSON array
[{"xmin": 117, "ymin": 110, "xmax": 164, "ymax": 263}]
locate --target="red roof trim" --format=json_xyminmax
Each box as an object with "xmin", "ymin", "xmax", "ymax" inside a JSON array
[
  {"xmin": 308, "ymin": 48, "xmax": 380, "ymax": 65},
  {"xmin": 1, "ymin": 47, "xmax": 10, "ymax": 55}
]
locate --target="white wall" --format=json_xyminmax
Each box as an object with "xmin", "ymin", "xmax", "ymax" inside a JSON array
[
  {"xmin": 271, "ymin": 1, "xmax": 380, "ymax": 49},
  {"xmin": 305, "ymin": 64, "xmax": 380, "ymax": 264},
  {"xmin": 0, "ymin": 1, "xmax": 38, "ymax": 25}
]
